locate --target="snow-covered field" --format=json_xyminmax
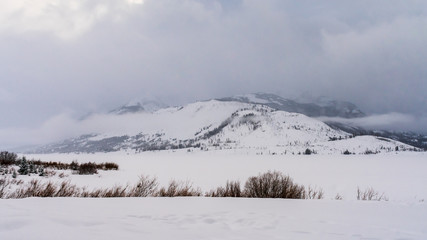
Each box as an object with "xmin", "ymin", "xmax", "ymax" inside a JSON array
[
  {"xmin": 21, "ymin": 151, "xmax": 427, "ymax": 202},
  {"xmin": 2, "ymin": 151, "xmax": 427, "ymax": 239},
  {"xmin": 1, "ymin": 198, "xmax": 426, "ymax": 240}
]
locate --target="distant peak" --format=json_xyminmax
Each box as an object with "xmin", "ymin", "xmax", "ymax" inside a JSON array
[{"xmin": 110, "ymin": 98, "xmax": 168, "ymax": 115}]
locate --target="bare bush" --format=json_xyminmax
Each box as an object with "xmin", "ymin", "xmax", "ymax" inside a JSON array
[
  {"xmin": 78, "ymin": 162, "xmax": 98, "ymax": 175},
  {"xmin": 101, "ymin": 162, "xmax": 119, "ymax": 171},
  {"xmin": 305, "ymin": 186, "xmax": 324, "ymax": 199},
  {"xmin": 157, "ymin": 180, "xmax": 202, "ymax": 197},
  {"xmin": 357, "ymin": 187, "xmax": 388, "ymax": 201},
  {"xmin": 335, "ymin": 193, "xmax": 343, "ymax": 200},
  {"xmin": 364, "ymin": 149, "xmax": 379, "ymax": 155},
  {"xmin": 304, "ymin": 148, "xmax": 313, "ymax": 155},
  {"xmin": 0, "ymin": 151, "xmax": 18, "ymax": 166},
  {"xmin": 129, "ymin": 175, "xmax": 159, "ymax": 197},
  {"xmin": 343, "ymin": 150, "xmax": 352, "ymax": 155},
  {"xmin": 243, "ymin": 171, "xmax": 305, "ymax": 199},
  {"xmin": 206, "ymin": 180, "xmax": 242, "ymax": 197},
  {"xmin": 44, "ymin": 169, "xmax": 57, "ymax": 177}
]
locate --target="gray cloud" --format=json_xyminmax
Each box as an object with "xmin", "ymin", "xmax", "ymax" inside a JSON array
[
  {"xmin": 0, "ymin": 111, "xmax": 153, "ymax": 149},
  {"xmin": 318, "ymin": 113, "xmax": 426, "ymax": 132},
  {"xmin": 0, "ymin": 0, "xmax": 426, "ymax": 147}
]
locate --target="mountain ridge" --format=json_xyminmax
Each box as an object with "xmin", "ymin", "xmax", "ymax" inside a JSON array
[
  {"xmin": 217, "ymin": 93, "xmax": 365, "ymax": 119},
  {"xmin": 30, "ymin": 99, "xmax": 416, "ymax": 154}
]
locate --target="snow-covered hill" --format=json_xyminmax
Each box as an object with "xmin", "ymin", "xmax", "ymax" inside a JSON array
[
  {"xmin": 32, "ymin": 100, "xmax": 414, "ymax": 154},
  {"xmin": 218, "ymin": 93, "xmax": 427, "ymax": 150}
]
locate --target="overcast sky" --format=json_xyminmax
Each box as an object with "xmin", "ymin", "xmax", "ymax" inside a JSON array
[{"xmin": 1, "ymin": 0, "xmax": 426, "ymax": 147}]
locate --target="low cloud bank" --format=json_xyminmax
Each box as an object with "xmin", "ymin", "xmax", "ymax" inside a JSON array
[
  {"xmin": 318, "ymin": 113, "xmax": 427, "ymax": 133},
  {"xmin": 0, "ymin": 112, "xmax": 154, "ymax": 150}
]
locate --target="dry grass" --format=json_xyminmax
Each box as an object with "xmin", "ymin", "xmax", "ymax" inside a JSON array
[
  {"xmin": 83, "ymin": 186, "xmax": 129, "ymax": 198},
  {"xmin": 0, "ymin": 177, "xmax": 11, "ymax": 198},
  {"xmin": 357, "ymin": 187, "xmax": 388, "ymax": 201},
  {"xmin": 206, "ymin": 180, "xmax": 242, "ymax": 197},
  {"xmin": 157, "ymin": 180, "xmax": 202, "ymax": 197},
  {"xmin": 305, "ymin": 186, "xmax": 324, "ymax": 199},
  {"xmin": 7, "ymin": 180, "xmax": 81, "ymax": 198},
  {"xmin": 0, "ymin": 171, "xmax": 347, "ymax": 200},
  {"xmin": 129, "ymin": 175, "xmax": 159, "ymax": 197}
]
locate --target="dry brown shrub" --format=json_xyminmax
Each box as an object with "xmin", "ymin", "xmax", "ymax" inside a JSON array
[
  {"xmin": 243, "ymin": 171, "xmax": 305, "ymax": 199},
  {"xmin": 157, "ymin": 180, "xmax": 201, "ymax": 197},
  {"xmin": 129, "ymin": 175, "xmax": 158, "ymax": 197},
  {"xmin": 206, "ymin": 180, "xmax": 242, "ymax": 197},
  {"xmin": 305, "ymin": 186, "xmax": 324, "ymax": 199},
  {"xmin": 78, "ymin": 162, "xmax": 98, "ymax": 175}
]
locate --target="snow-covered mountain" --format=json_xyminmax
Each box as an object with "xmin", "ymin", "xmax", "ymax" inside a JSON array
[
  {"xmin": 218, "ymin": 93, "xmax": 365, "ymax": 118},
  {"xmin": 217, "ymin": 93, "xmax": 426, "ymax": 150},
  {"xmin": 32, "ymin": 99, "xmax": 415, "ymax": 154}
]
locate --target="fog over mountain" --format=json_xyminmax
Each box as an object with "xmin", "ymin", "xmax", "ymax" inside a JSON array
[{"xmin": 0, "ymin": 0, "xmax": 426, "ymax": 149}]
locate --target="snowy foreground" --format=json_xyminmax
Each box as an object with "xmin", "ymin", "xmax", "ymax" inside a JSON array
[
  {"xmin": 1, "ymin": 151, "xmax": 427, "ymax": 239},
  {"xmin": 1, "ymin": 198, "xmax": 426, "ymax": 240},
  {"xmin": 21, "ymin": 151, "xmax": 427, "ymax": 201}
]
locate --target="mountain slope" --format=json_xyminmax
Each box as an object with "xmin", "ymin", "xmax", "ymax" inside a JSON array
[
  {"xmin": 32, "ymin": 100, "xmax": 414, "ymax": 154},
  {"xmin": 218, "ymin": 93, "xmax": 426, "ymax": 150},
  {"xmin": 325, "ymin": 121, "xmax": 427, "ymax": 150}
]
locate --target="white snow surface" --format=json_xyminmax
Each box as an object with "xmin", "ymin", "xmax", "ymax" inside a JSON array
[
  {"xmin": 1, "ymin": 198, "xmax": 426, "ymax": 240},
  {"xmin": 2, "ymin": 151, "xmax": 427, "ymax": 239},
  {"xmin": 21, "ymin": 151, "xmax": 427, "ymax": 202}
]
